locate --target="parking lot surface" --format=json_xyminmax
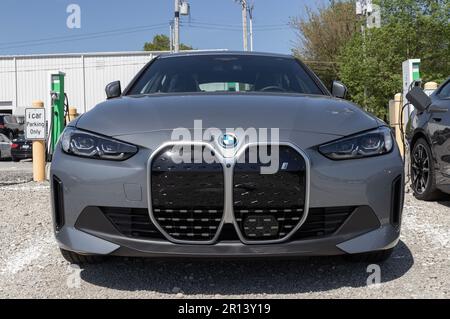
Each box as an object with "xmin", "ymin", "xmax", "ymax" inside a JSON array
[
  {"xmin": 0, "ymin": 161, "xmax": 32, "ymax": 186},
  {"xmin": 0, "ymin": 163, "xmax": 449, "ymax": 299}
]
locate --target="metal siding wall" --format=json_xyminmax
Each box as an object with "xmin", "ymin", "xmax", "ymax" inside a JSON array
[
  {"xmin": 16, "ymin": 56, "xmax": 84, "ymax": 110},
  {"xmin": 0, "ymin": 52, "xmax": 158, "ymax": 115},
  {"xmin": 0, "ymin": 59, "xmax": 15, "ymax": 109},
  {"xmin": 84, "ymin": 54, "xmax": 153, "ymax": 111}
]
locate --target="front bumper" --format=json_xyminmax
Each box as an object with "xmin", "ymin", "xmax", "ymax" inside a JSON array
[
  {"xmin": 55, "ymin": 206, "xmax": 399, "ymax": 257},
  {"xmin": 50, "ymin": 136, "xmax": 404, "ymax": 258}
]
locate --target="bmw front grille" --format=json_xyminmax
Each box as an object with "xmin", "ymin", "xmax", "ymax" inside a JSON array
[{"xmin": 148, "ymin": 142, "xmax": 309, "ymax": 244}]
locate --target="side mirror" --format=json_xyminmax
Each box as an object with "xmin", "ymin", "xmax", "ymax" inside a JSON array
[
  {"xmin": 105, "ymin": 81, "xmax": 122, "ymax": 99},
  {"xmin": 406, "ymin": 86, "xmax": 431, "ymax": 112},
  {"xmin": 331, "ymin": 81, "xmax": 348, "ymax": 99}
]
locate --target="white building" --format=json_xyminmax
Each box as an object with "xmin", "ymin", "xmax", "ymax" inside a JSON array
[{"xmin": 0, "ymin": 51, "xmax": 165, "ymax": 116}]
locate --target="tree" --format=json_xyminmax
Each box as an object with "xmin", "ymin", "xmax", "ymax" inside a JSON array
[
  {"xmin": 290, "ymin": 1, "xmax": 359, "ymax": 87},
  {"xmin": 143, "ymin": 34, "xmax": 193, "ymax": 51},
  {"xmin": 338, "ymin": 0, "xmax": 449, "ymax": 118}
]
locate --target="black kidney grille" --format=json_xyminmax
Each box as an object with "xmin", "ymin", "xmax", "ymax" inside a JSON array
[
  {"xmin": 233, "ymin": 146, "xmax": 307, "ymax": 240},
  {"xmin": 293, "ymin": 207, "xmax": 355, "ymax": 240},
  {"xmin": 151, "ymin": 145, "xmax": 224, "ymax": 241},
  {"xmin": 102, "ymin": 207, "xmax": 164, "ymax": 239}
]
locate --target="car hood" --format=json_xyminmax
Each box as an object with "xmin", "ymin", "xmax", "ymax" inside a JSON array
[{"xmin": 76, "ymin": 93, "xmax": 379, "ymax": 137}]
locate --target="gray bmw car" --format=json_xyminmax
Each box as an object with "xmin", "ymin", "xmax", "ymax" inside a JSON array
[{"xmin": 51, "ymin": 52, "xmax": 404, "ymax": 264}]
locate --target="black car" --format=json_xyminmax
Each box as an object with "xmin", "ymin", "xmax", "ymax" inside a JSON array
[
  {"xmin": 407, "ymin": 77, "xmax": 450, "ymax": 200},
  {"xmin": 11, "ymin": 134, "xmax": 32, "ymax": 162},
  {"xmin": 0, "ymin": 114, "xmax": 23, "ymax": 140}
]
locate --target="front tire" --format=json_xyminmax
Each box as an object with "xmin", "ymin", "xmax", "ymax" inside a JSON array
[
  {"xmin": 411, "ymin": 138, "xmax": 444, "ymax": 201},
  {"xmin": 60, "ymin": 249, "xmax": 104, "ymax": 265},
  {"xmin": 344, "ymin": 248, "xmax": 394, "ymax": 263}
]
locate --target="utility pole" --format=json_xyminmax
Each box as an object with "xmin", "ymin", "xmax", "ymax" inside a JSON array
[
  {"xmin": 174, "ymin": 0, "xmax": 180, "ymax": 53},
  {"xmin": 169, "ymin": 22, "xmax": 174, "ymax": 53},
  {"xmin": 240, "ymin": 0, "xmax": 248, "ymax": 51},
  {"xmin": 361, "ymin": 18, "xmax": 367, "ymax": 111},
  {"xmin": 248, "ymin": 2, "xmax": 254, "ymax": 51},
  {"xmin": 356, "ymin": 0, "xmax": 373, "ymax": 111}
]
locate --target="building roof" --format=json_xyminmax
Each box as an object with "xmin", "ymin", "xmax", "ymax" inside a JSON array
[{"xmin": 0, "ymin": 49, "xmax": 228, "ymax": 60}]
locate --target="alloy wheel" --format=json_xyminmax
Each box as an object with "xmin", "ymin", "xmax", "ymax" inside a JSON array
[{"xmin": 411, "ymin": 144, "xmax": 430, "ymax": 195}]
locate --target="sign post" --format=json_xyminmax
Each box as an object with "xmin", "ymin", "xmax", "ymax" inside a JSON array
[{"xmin": 26, "ymin": 101, "xmax": 46, "ymax": 182}]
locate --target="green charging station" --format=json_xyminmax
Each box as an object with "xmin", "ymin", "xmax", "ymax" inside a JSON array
[{"xmin": 50, "ymin": 72, "xmax": 66, "ymax": 154}]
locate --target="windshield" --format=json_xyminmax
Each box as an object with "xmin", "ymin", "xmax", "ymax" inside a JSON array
[{"xmin": 126, "ymin": 55, "xmax": 325, "ymax": 96}]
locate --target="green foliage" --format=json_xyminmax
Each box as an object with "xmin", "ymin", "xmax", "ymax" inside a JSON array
[
  {"xmin": 338, "ymin": 0, "xmax": 449, "ymax": 118},
  {"xmin": 290, "ymin": 1, "xmax": 359, "ymax": 87},
  {"xmin": 144, "ymin": 34, "xmax": 193, "ymax": 51}
]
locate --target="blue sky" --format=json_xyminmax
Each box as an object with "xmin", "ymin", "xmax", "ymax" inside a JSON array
[{"xmin": 0, "ymin": 0, "xmax": 325, "ymax": 55}]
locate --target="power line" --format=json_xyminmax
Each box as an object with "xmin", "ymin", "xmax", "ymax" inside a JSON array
[
  {"xmin": 187, "ymin": 22, "xmax": 291, "ymax": 30},
  {"xmin": 185, "ymin": 20, "xmax": 287, "ymax": 29},
  {"xmin": 182, "ymin": 23, "xmax": 290, "ymax": 32},
  {"xmin": 0, "ymin": 23, "xmax": 167, "ymax": 47},
  {"xmin": 0, "ymin": 19, "xmax": 290, "ymax": 52},
  {"xmin": 0, "ymin": 24, "xmax": 168, "ymax": 51}
]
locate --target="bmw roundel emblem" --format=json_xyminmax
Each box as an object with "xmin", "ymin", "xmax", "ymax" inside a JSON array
[{"xmin": 219, "ymin": 133, "xmax": 238, "ymax": 149}]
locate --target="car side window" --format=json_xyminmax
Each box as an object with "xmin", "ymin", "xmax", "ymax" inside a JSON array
[{"xmin": 438, "ymin": 81, "xmax": 450, "ymax": 99}]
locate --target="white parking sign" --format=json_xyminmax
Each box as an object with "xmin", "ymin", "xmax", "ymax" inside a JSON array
[{"xmin": 25, "ymin": 108, "xmax": 46, "ymax": 140}]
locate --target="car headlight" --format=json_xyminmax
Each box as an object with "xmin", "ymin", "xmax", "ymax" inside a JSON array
[
  {"xmin": 319, "ymin": 126, "xmax": 394, "ymax": 160},
  {"xmin": 61, "ymin": 127, "xmax": 138, "ymax": 161}
]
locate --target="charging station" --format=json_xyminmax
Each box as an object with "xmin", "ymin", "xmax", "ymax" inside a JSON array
[
  {"xmin": 47, "ymin": 71, "xmax": 66, "ymax": 157},
  {"xmin": 402, "ymin": 59, "xmax": 421, "ymax": 123}
]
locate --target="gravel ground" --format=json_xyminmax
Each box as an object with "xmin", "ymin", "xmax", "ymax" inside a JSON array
[
  {"xmin": 0, "ymin": 161, "xmax": 32, "ymax": 186},
  {"xmin": 0, "ymin": 165, "xmax": 449, "ymax": 299}
]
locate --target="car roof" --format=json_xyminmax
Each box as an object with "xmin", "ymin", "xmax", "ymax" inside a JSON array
[{"xmin": 157, "ymin": 50, "xmax": 295, "ymax": 60}]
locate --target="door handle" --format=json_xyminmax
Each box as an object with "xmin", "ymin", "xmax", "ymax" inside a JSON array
[{"xmin": 432, "ymin": 117, "xmax": 442, "ymax": 122}]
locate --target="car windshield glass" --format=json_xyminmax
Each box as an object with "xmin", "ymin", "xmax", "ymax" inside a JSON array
[{"xmin": 127, "ymin": 55, "xmax": 324, "ymax": 95}]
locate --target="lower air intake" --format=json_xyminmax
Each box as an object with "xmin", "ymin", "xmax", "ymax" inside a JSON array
[
  {"xmin": 102, "ymin": 207, "xmax": 164, "ymax": 239},
  {"xmin": 52, "ymin": 176, "xmax": 65, "ymax": 231},
  {"xmin": 293, "ymin": 206, "xmax": 355, "ymax": 239}
]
